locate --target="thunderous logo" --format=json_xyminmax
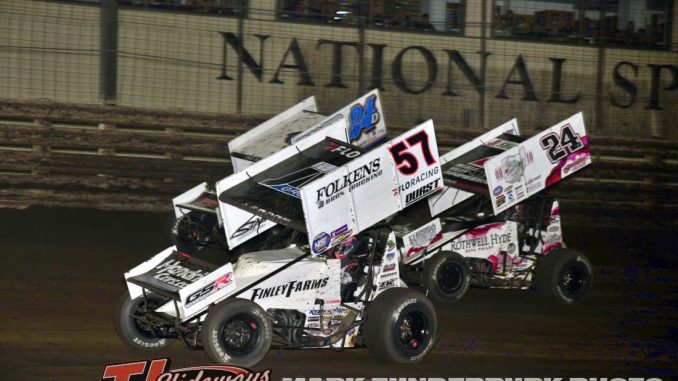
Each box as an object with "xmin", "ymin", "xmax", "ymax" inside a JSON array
[
  {"xmin": 315, "ymin": 158, "xmax": 382, "ymax": 208},
  {"xmin": 250, "ymin": 277, "xmax": 329, "ymax": 301}
]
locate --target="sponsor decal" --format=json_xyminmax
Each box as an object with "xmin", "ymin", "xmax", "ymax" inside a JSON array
[
  {"xmin": 493, "ymin": 186, "xmax": 503, "ymax": 196},
  {"xmin": 563, "ymin": 153, "xmax": 590, "ymax": 175},
  {"xmin": 386, "ymin": 239, "xmax": 396, "ymax": 251},
  {"xmin": 507, "ymin": 243, "xmax": 516, "ymax": 254},
  {"xmin": 308, "ymin": 308, "xmax": 338, "ymax": 316},
  {"xmin": 153, "ymin": 259, "xmax": 207, "ymax": 289},
  {"xmin": 231, "ymin": 214, "xmax": 266, "ymax": 240},
  {"xmin": 329, "ymin": 225, "xmax": 354, "ymax": 247},
  {"xmin": 495, "ymin": 167, "xmax": 504, "ymax": 180},
  {"xmin": 383, "ymin": 263, "xmax": 396, "ymax": 272},
  {"xmin": 101, "ymin": 357, "xmax": 270, "ymax": 381},
  {"xmin": 502, "ymin": 153, "xmax": 524, "ymax": 183},
  {"xmin": 515, "ymin": 185, "xmax": 525, "ymax": 198},
  {"xmin": 315, "ymin": 158, "xmax": 383, "ymax": 209},
  {"xmin": 445, "ymin": 163, "xmax": 487, "ymax": 184},
  {"xmin": 378, "ymin": 279, "xmax": 398, "ymax": 289},
  {"xmin": 386, "ymin": 251, "xmax": 396, "ymax": 261},
  {"xmin": 495, "ymin": 193, "xmax": 506, "ymax": 207},
  {"xmin": 525, "ymin": 150, "xmax": 535, "ymax": 164},
  {"xmin": 404, "ymin": 219, "xmax": 443, "ymax": 258},
  {"xmin": 378, "ymin": 271, "xmax": 400, "ymax": 280},
  {"xmin": 312, "ymin": 232, "xmax": 331, "ymax": 253},
  {"xmin": 404, "ymin": 178, "xmax": 441, "ymax": 206},
  {"xmin": 324, "ymin": 141, "xmax": 362, "ymax": 158},
  {"xmin": 261, "ymin": 162, "xmax": 336, "ymax": 198},
  {"xmin": 450, "ymin": 232, "xmax": 512, "ymax": 252},
  {"xmin": 347, "ymin": 94, "xmax": 380, "ymax": 143},
  {"xmin": 185, "ymin": 272, "xmax": 234, "ymax": 307},
  {"xmin": 250, "ymin": 277, "xmax": 329, "ymax": 301},
  {"xmin": 398, "ymin": 167, "xmax": 440, "ymax": 194},
  {"xmin": 526, "ymin": 175, "xmax": 543, "ymax": 194}
]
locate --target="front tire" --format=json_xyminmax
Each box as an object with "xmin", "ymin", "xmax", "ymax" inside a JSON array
[
  {"xmin": 114, "ymin": 293, "xmax": 175, "ymax": 350},
  {"xmin": 201, "ymin": 298, "xmax": 273, "ymax": 367},
  {"xmin": 364, "ymin": 288, "xmax": 437, "ymax": 364},
  {"xmin": 536, "ymin": 249, "xmax": 593, "ymax": 305},
  {"xmin": 422, "ymin": 251, "xmax": 471, "ymax": 303}
]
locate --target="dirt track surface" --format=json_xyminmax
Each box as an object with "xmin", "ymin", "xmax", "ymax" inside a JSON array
[{"xmin": 0, "ymin": 207, "xmax": 676, "ymax": 380}]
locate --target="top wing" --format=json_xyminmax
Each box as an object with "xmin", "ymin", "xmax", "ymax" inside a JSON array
[
  {"xmin": 218, "ymin": 121, "xmax": 443, "ymax": 255},
  {"xmin": 484, "ymin": 112, "xmax": 591, "ymax": 214},
  {"xmin": 228, "ymin": 96, "xmax": 325, "ymax": 172},
  {"xmin": 218, "ymin": 137, "xmax": 365, "ymax": 232},
  {"xmin": 217, "ymin": 90, "xmax": 388, "ymax": 249}
]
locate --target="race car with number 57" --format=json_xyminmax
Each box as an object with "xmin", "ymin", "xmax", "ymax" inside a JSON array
[
  {"xmin": 115, "ymin": 91, "xmax": 592, "ymax": 368},
  {"xmin": 117, "ymin": 92, "xmax": 442, "ymax": 367}
]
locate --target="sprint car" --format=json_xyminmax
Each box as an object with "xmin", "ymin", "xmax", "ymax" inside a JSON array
[
  {"xmin": 116, "ymin": 91, "xmax": 592, "ymax": 368},
  {"xmin": 391, "ymin": 113, "xmax": 594, "ymax": 305},
  {"xmin": 117, "ymin": 92, "xmax": 440, "ymax": 366}
]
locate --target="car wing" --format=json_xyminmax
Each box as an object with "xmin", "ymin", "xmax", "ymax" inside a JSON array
[
  {"xmin": 218, "ymin": 90, "xmax": 388, "ymax": 249},
  {"xmin": 484, "ymin": 112, "xmax": 591, "ymax": 214},
  {"xmin": 228, "ymin": 89, "xmax": 387, "ymax": 173},
  {"xmin": 218, "ymin": 121, "xmax": 443, "ymax": 255},
  {"xmin": 228, "ymin": 96, "xmax": 325, "ymax": 173}
]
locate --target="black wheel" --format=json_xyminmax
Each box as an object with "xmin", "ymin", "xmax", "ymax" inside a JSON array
[
  {"xmin": 536, "ymin": 249, "xmax": 593, "ymax": 305},
  {"xmin": 364, "ymin": 288, "xmax": 437, "ymax": 364},
  {"xmin": 114, "ymin": 293, "xmax": 175, "ymax": 350},
  {"xmin": 422, "ymin": 251, "xmax": 471, "ymax": 303},
  {"xmin": 201, "ymin": 298, "xmax": 272, "ymax": 367}
]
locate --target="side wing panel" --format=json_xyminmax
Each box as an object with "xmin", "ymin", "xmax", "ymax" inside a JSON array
[
  {"xmin": 484, "ymin": 112, "xmax": 591, "ymax": 214},
  {"xmin": 301, "ymin": 121, "xmax": 443, "ymax": 255}
]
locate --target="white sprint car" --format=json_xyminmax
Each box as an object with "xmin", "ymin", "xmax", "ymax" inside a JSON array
[{"xmin": 117, "ymin": 91, "xmax": 440, "ymax": 366}]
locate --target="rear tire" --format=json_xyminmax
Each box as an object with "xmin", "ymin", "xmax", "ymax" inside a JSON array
[
  {"xmin": 201, "ymin": 298, "xmax": 272, "ymax": 367},
  {"xmin": 364, "ymin": 288, "xmax": 437, "ymax": 364},
  {"xmin": 422, "ymin": 251, "xmax": 470, "ymax": 303},
  {"xmin": 536, "ymin": 249, "xmax": 593, "ymax": 305},
  {"xmin": 114, "ymin": 293, "xmax": 175, "ymax": 350}
]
